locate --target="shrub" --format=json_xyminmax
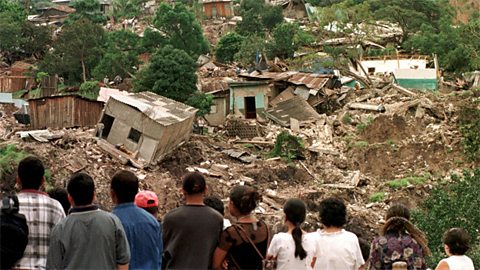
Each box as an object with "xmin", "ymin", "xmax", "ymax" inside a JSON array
[
  {"xmin": 369, "ymin": 192, "xmax": 385, "ymax": 203},
  {"xmin": 412, "ymin": 169, "xmax": 480, "ymax": 268},
  {"xmin": 215, "ymin": 32, "xmax": 244, "ymax": 63},
  {"xmin": 79, "ymin": 80, "xmax": 100, "ymax": 100},
  {"xmin": 269, "ymin": 131, "xmax": 304, "ymax": 161},
  {"xmin": 0, "ymin": 145, "xmax": 29, "ymax": 192},
  {"xmin": 459, "ymin": 107, "xmax": 480, "ymax": 162}
]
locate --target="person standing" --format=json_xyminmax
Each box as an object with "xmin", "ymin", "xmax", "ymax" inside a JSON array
[
  {"xmin": 46, "ymin": 172, "xmax": 130, "ymax": 270},
  {"xmin": 111, "ymin": 170, "xmax": 163, "ymax": 270},
  {"xmin": 212, "ymin": 185, "xmax": 270, "ymax": 270},
  {"xmin": 162, "ymin": 172, "xmax": 223, "ymax": 269},
  {"xmin": 368, "ymin": 204, "xmax": 430, "ymax": 270},
  {"xmin": 312, "ymin": 197, "xmax": 365, "ymax": 270},
  {"xmin": 15, "ymin": 156, "xmax": 65, "ymax": 270},
  {"xmin": 435, "ymin": 228, "xmax": 474, "ymax": 270},
  {"xmin": 267, "ymin": 199, "xmax": 317, "ymax": 270}
]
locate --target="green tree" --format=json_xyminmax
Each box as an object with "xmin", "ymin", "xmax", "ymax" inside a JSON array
[
  {"xmin": 68, "ymin": 0, "xmax": 107, "ymax": 24},
  {"xmin": 93, "ymin": 30, "xmax": 140, "ymax": 79},
  {"xmin": 368, "ymin": 0, "xmax": 443, "ymax": 41},
  {"xmin": 20, "ymin": 22, "xmax": 52, "ymax": 59},
  {"xmin": 262, "ymin": 5, "xmax": 284, "ymax": 31},
  {"xmin": 236, "ymin": 9, "xmax": 265, "ymax": 37},
  {"xmin": 39, "ymin": 19, "xmax": 106, "ymax": 83},
  {"xmin": 0, "ymin": 16, "xmax": 23, "ymax": 64},
  {"xmin": 185, "ymin": 92, "xmax": 213, "ymax": 117},
  {"xmin": 215, "ymin": 32, "xmax": 244, "ymax": 63},
  {"xmin": 268, "ymin": 23, "xmax": 300, "ymax": 59},
  {"xmin": 134, "ymin": 45, "xmax": 197, "ymax": 102},
  {"xmin": 140, "ymin": 28, "xmax": 165, "ymax": 53},
  {"xmin": 152, "ymin": 3, "xmax": 209, "ymax": 58},
  {"xmin": 234, "ymin": 35, "xmax": 266, "ymax": 66},
  {"xmin": 110, "ymin": 0, "xmax": 146, "ymax": 20},
  {"xmin": 0, "ymin": 0, "xmax": 26, "ymax": 22}
]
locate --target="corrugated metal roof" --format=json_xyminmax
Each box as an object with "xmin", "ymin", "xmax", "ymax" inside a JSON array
[
  {"xmin": 239, "ymin": 71, "xmax": 334, "ymax": 90},
  {"xmin": 287, "ymin": 73, "xmax": 332, "ymax": 90},
  {"xmin": 110, "ymin": 91, "xmax": 197, "ymax": 126}
]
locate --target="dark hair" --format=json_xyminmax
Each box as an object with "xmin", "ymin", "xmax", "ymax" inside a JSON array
[
  {"xmin": 67, "ymin": 172, "xmax": 95, "ymax": 206},
  {"xmin": 142, "ymin": 206, "xmax": 159, "ymax": 216},
  {"xmin": 204, "ymin": 196, "xmax": 224, "ymax": 216},
  {"xmin": 386, "ymin": 204, "xmax": 410, "ymax": 220},
  {"xmin": 319, "ymin": 197, "xmax": 346, "ymax": 227},
  {"xmin": 382, "ymin": 204, "xmax": 431, "ymax": 256},
  {"xmin": 230, "ymin": 185, "xmax": 261, "ymax": 215},
  {"xmin": 443, "ymin": 228, "xmax": 470, "ymax": 255},
  {"xmin": 48, "ymin": 187, "xmax": 70, "ymax": 215},
  {"xmin": 284, "ymin": 199, "xmax": 307, "ymax": 260},
  {"xmin": 111, "ymin": 170, "xmax": 139, "ymax": 203},
  {"xmin": 182, "ymin": 172, "xmax": 206, "ymax": 195},
  {"xmin": 18, "ymin": 156, "xmax": 45, "ymax": 190}
]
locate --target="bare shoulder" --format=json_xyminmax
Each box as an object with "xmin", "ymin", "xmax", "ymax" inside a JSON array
[{"xmin": 435, "ymin": 260, "xmax": 450, "ymax": 270}]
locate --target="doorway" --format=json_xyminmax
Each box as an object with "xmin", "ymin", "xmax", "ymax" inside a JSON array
[{"xmin": 244, "ymin": 96, "xmax": 256, "ymax": 119}]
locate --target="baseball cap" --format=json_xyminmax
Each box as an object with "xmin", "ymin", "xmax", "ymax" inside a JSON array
[{"xmin": 135, "ymin": 191, "xmax": 158, "ymax": 208}]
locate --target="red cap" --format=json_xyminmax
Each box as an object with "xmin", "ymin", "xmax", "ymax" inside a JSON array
[{"xmin": 135, "ymin": 191, "xmax": 158, "ymax": 208}]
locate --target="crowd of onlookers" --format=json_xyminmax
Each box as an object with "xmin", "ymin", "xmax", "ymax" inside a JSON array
[{"xmin": 1, "ymin": 155, "xmax": 476, "ymax": 270}]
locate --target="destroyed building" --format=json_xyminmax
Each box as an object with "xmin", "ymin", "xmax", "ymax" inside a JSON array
[
  {"xmin": 349, "ymin": 55, "xmax": 438, "ymax": 90},
  {"xmin": 98, "ymin": 91, "xmax": 197, "ymax": 164},
  {"xmin": 28, "ymin": 5, "xmax": 76, "ymax": 24},
  {"xmin": 229, "ymin": 81, "xmax": 271, "ymax": 120}
]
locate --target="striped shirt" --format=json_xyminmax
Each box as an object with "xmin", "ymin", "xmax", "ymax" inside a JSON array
[{"xmin": 16, "ymin": 190, "xmax": 65, "ymax": 270}]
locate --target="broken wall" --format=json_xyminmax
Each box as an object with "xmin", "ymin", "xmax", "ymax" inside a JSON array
[
  {"xmin": 205, "ymin": 95, "xmax": 228, "ymax": 126},
  {"xmin": 230, "ymin": 83, "xmax": 270, "ymax": 118}
]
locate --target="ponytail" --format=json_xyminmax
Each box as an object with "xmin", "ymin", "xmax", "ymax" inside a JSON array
[
  {"xmin": 284, "ymin": 199, "xmax": 308, "ymax": 260},
  {"xmin": 292, "ymin": 224, "xmax": 307, "ymax": 260}
]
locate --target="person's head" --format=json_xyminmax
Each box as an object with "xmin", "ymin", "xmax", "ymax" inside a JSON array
[
  {"xmin": 284, "ymin": 198, "xmax": 307, "ymax": 260},
  {"xmin": 67, "ymin": 172, "xmax": 95, "ymax": 207},
  {"xmin": 111, "ymin": 170, "xmax": 139, "ymax": 204},
  {"xmin": 319, "ymin": 197, "xmax": 346, "ymax": 228},
  {"xmin": 229, "ymin": 185, "xmax": 260, "ymax": 216},
  {"xmin": 182, "ymin": 172, "xmax": 207, "ymax": 196},
  {"xmin": 386, "ymin": 203, "xmax": 410, "ymax": 220},
  {"xmin": 204, "ymin": 196, "xmax": 224, "ymax": 216},
  {"xmin": 135, "ymin": 190, "xmax": 159, "ymax": 216},
  {"xmin": 381, "ymin": 204, "xmax": 432, "ymax": 256},
  {"xmin": 443, "ymin": 228, "xmax": 470, "ymax": 256},
  {"xmin": 48, "ymin": 187, "xmax": 70, "ymax": 215},
  {"xmin": 17, "ymin": 156, "xmax": 45, "ymax": 190}
]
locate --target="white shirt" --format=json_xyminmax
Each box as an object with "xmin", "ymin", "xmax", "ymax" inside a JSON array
[
  {"xmin": 267, "ymin": 232, "xmax": 317, "ymax": 270},
  {"xmin": 440, "ymin": 255, "xmax": 474, "ymax": 270},
  {"xmin": 312, "ymin": 229, "xmax": 364, "ymax": 270}
]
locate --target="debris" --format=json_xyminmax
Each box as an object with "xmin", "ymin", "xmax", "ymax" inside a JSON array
[
  {"xmin": 222, "ymin": 149, "xmax": 257, "ymax": 163},
  {"xmin": 299, "ymin": 161, "xmax": 322, "ymax": 184},
  {"xmin": 17, "ymin": 130, "xmax": 64, "ymax": 142},
  {"xmin": 348, "ymin": 102, "xmax": 386, "ymax": 112},
  {"xmin": 391, "ymin": 83, "xmax": 417, "ymax": 97}
]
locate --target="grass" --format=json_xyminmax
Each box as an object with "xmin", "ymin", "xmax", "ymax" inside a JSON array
[
  {"xmin": 369, "ymin": 192, "xmax": 385, "ymax": 203},
  {"xmin": 342, "ymin": 113, "xmax": 353, "ymax": 125},
  {"xmin": 28, "ymin": 88, "xmax": 42, "ymax": 99},
  {"xmin": 356, "ymin": 116, "xmax": 374, "ymax": 133},
  {"xmin": 0, "ymin": 144, "xmax": 29, "ymax": 179},
  {"xmin": 387, "ymin": 173, "xmax": 431, "ymax": 189},
  {"xmin": 12, "ymin": 89, "xmax": 28, "ymax": 99},
  {"xmin": 352, "ymin": 141, "xmax": 369, "ymax": 148}
]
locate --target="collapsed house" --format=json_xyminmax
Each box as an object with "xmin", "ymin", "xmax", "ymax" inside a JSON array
[
  {"xmin": 98, "ymin": 91, "xmax": 197, "ymax": 164},
  {"xmin": 349, "ymin": 55, "xmax": 438, "ymax": 90},
  {"xmin": 28, "ymin": 5, "xmax": 76, "ymax": 24}
]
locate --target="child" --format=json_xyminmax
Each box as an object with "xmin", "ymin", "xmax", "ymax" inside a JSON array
[
  {"xmin": 267, "ymin": 198, "xmax": 317, "ymax": 270},
  {"xmin": 435, "ymin": 228, "xmax": 474, "ymax": 270}
]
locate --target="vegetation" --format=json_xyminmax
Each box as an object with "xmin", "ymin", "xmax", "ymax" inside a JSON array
[
  {"xmin": 39, "ymin": 19, "xmax": 106, "ymax": 83},
  {"xmin": 234, "ymin": 35, "xmax": 266, "ymax": 66},
  {"xmin": 110, "ymin": 0, "xmax": 147, "ymax": 20},
  {"xmin": 387, "ymin": 173, "xmax": 430, "ymax": 189},
  {"xmin": 356, "ymin": 116, "xmax": 374, "ymax": 133},
  {"xmin": 67, "ymin": 0, "xmax": 107, "ymax": 24},
  {"xmin": 369, "ymin": 192, "xmax": 385, "ymax": 203},
  {"xmin": 185, "ymin": 92, "xmax": 214, "ymax": 117},
  {"xmin": 413, "ymin": 169, "xmax": 480, "ymax": 268},
  {"xmin": 458, "ymin": 107, "xmax": 480, "ymax": 161},
  {"xmin": 352, "ymin": 141, "xmax": 369, "ymax": 148},
  {"xmin": 0, "ymin": 144, "xmax": 29, "ymax": 180},
  {"xmin": 215, "ymin": 32, "xmax": 244, "ymax": 63},
  {"xmin": 134, "ymin": 45, "xmax": 197, "ymax": 103},
  {"xmin": 79, "ymin": 81, "xmax": 100, "ymax": 100},
  {"xmin": 152, "ymin": 3, "xmax": 209, "ymax": 58},
  {"xmin": 269, "ymin": 131, "xmax": 305, "ymax": 161}
]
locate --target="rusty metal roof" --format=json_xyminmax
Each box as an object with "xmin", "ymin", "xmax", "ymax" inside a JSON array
[{"xmin": 239, "ymin": 71, "xmax": 334, "ymax": 90}]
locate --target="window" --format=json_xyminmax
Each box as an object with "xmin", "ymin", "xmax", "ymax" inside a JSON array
[{"xmin": 128, "ymin": 128, "xmax": 141, "ymax": 143}]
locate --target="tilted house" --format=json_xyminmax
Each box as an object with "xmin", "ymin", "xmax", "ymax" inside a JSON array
[{"xmin": 98, "ymin": 91, "xmax": 197, "ymax": 164}]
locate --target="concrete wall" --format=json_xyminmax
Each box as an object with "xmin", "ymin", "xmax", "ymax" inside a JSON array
[
  {"xmin": 354, "ymin": 59, "xmax": 429, "ymax": 76},
  {"xmin": 229, "ymin": 84, "xmax": 270, "ymax": 118},
  {"xmin": 102, "ymin": 98, "xmax": 194, "ymax": 163},
  {"xmin": 204, "ymin": 96, "xmax": 227, "ymax": 126}
]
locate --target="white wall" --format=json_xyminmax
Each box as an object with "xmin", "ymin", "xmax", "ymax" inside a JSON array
[{"xmin": 352, "ymin": 59, "xmax": 429, "ymax": 76}]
